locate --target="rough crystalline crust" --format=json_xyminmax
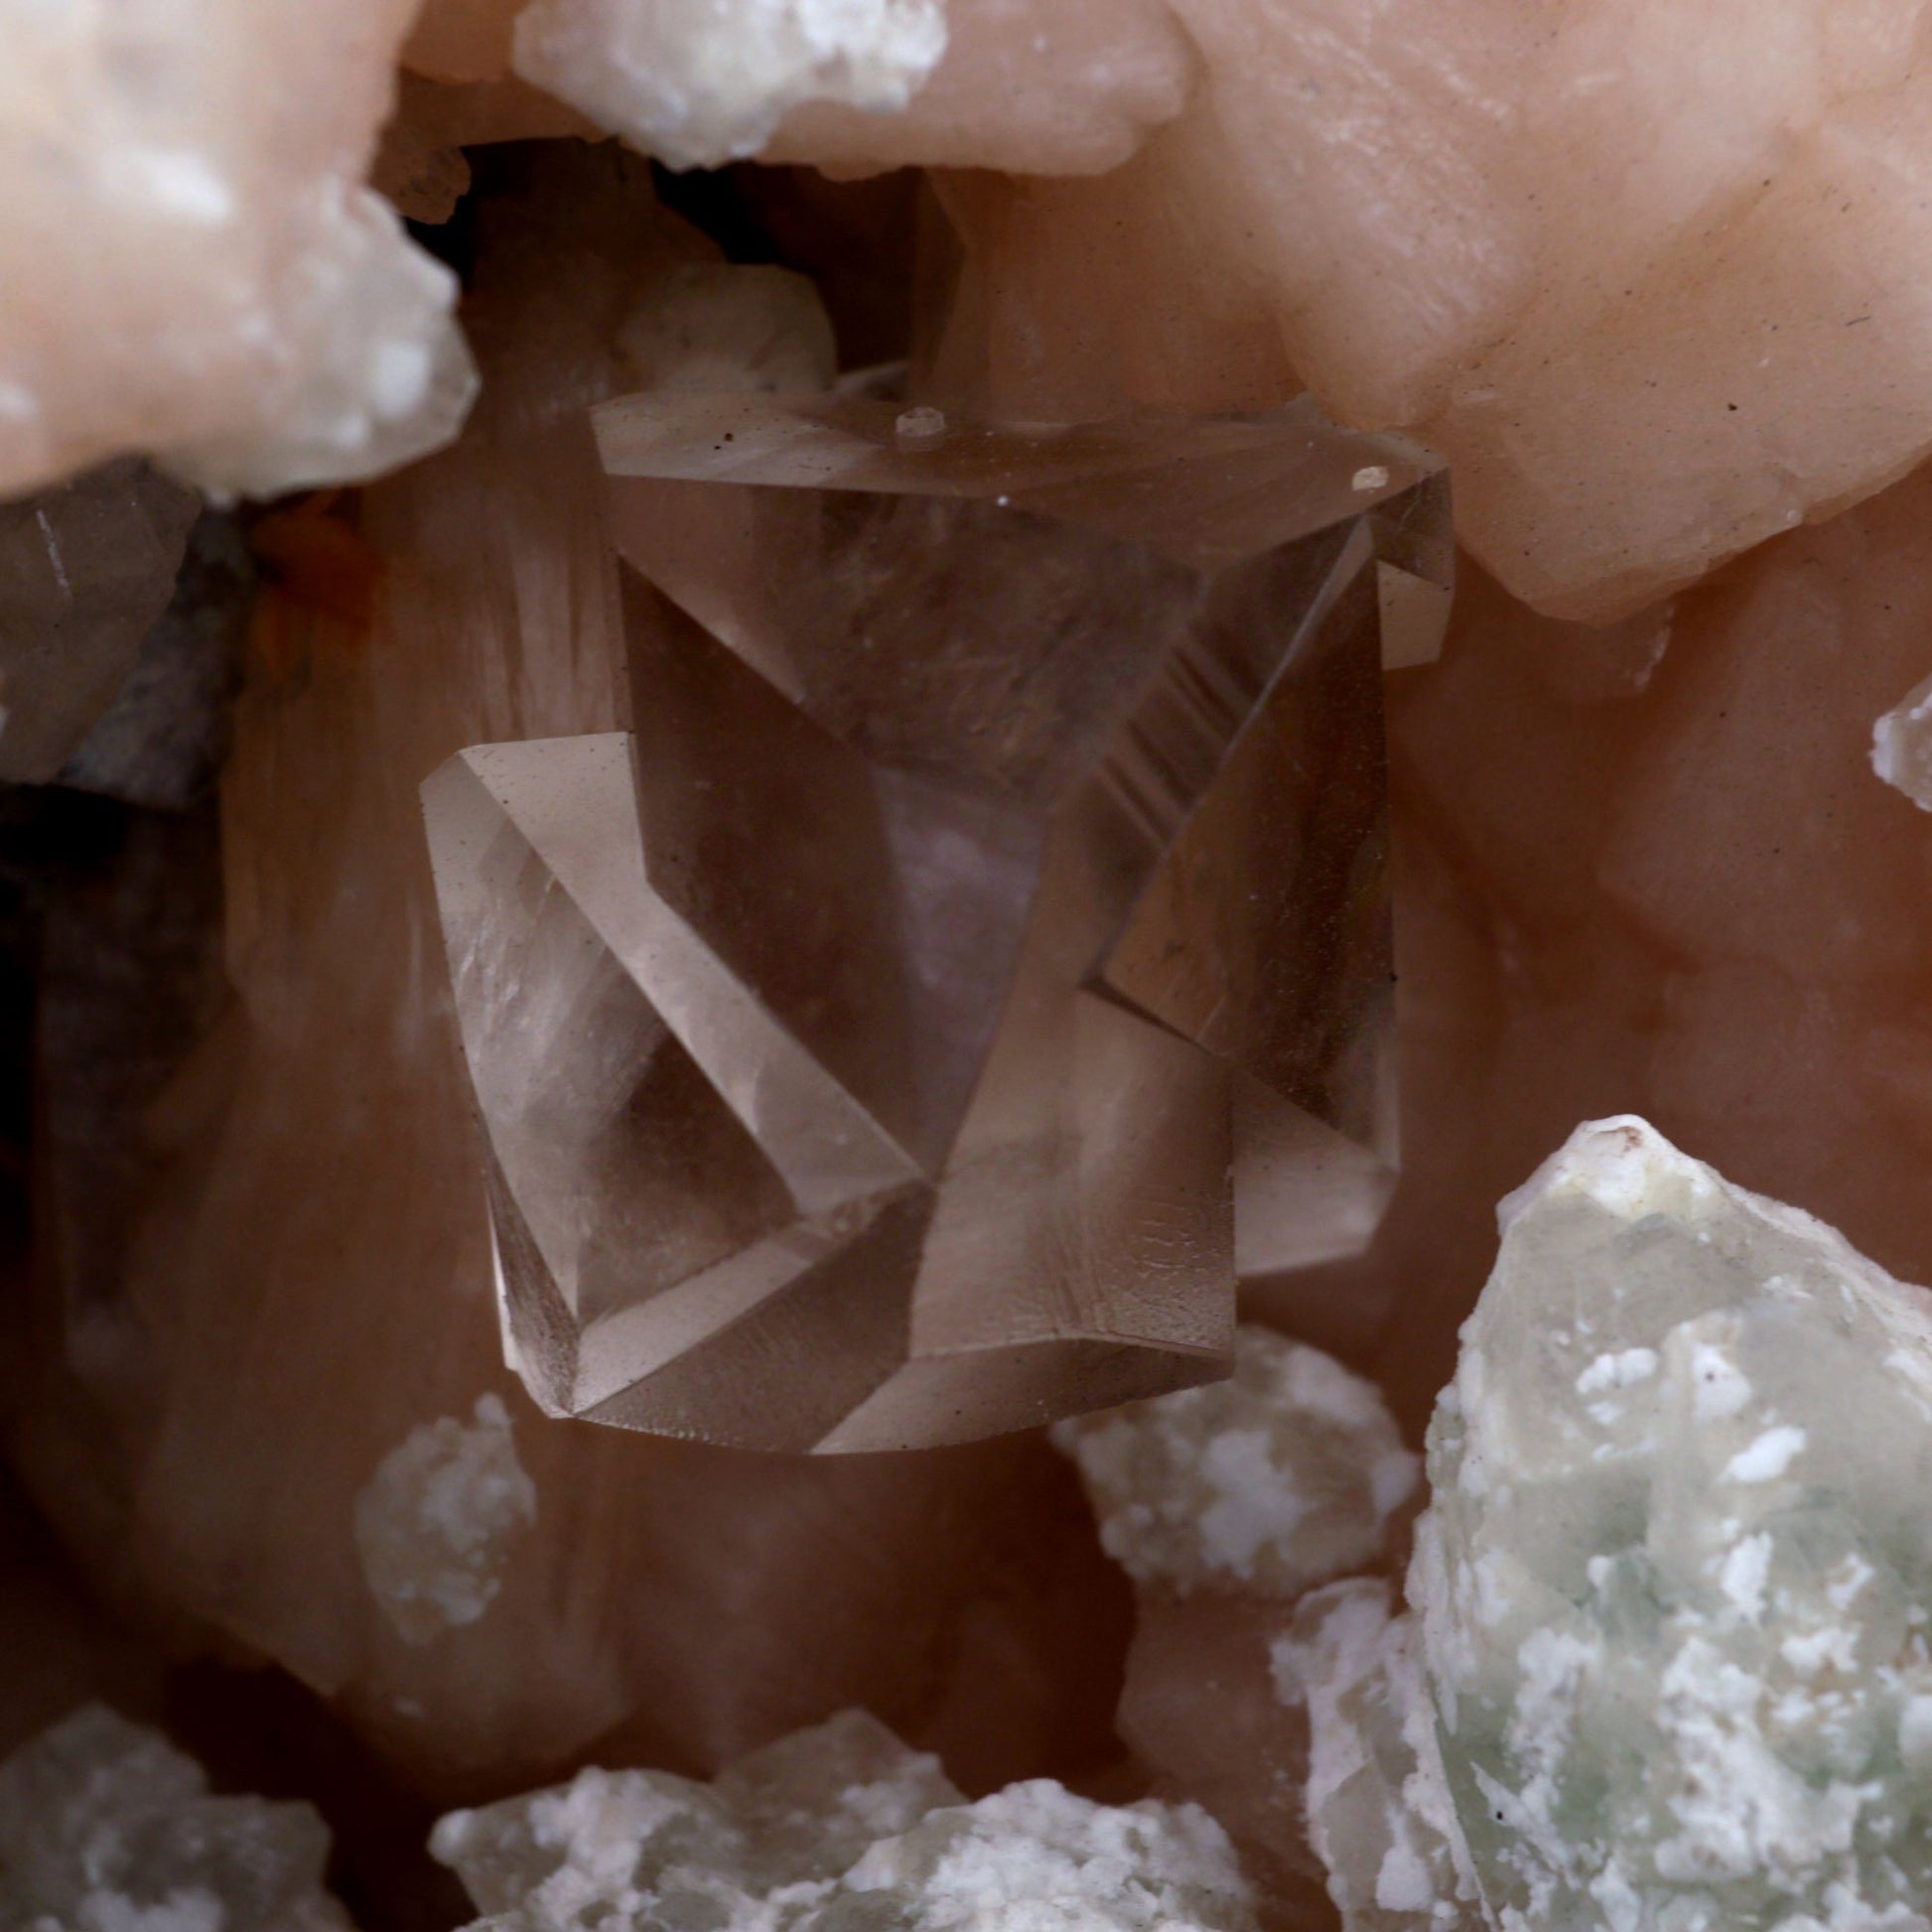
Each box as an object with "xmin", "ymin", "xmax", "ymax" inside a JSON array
[
  {"xmin": 0, "ymin": 1705, "xmax": 352, "ymax": 1932},
  {"xmin": 422, "ymin": 389, "xmax": 1449, "ymax": 1450},
  {"xmin": 1051, "ymin": 1324, "xmax": 1418, "ymax": 1597},
  {"xmin": 1414, "ymin": 1116, "xmax": 1932, "ymax": 1932},
  {"xmin": 433, "ymin": 1708, "xmax": 1258, "ymax": 1932}
]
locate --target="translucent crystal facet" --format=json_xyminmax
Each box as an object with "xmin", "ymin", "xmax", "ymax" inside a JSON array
[
  {"xmin": 1412, "ymin": 1116, "xmax": 1932, "ymax": 1932},
  {"xmin": 423, "ymin": 393, "xmax": 1446, "ymax": 1451}
]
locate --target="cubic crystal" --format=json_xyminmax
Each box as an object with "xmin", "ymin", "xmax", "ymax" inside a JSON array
[
  {"xmin": 1413, "ymin": 1115, "xmax": 1932, "ymax": 1932},
  {"xmin": 421, "ymin": 389, "xmax": 1447, "ymax": 1450}
]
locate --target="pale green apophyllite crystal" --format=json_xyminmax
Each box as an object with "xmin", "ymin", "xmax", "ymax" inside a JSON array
[{"xmin": 1415, "ymin": 1115, "xmax": 1932, "ymax": 1932}]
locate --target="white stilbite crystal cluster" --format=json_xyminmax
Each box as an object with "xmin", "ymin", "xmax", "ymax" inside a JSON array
[
  {"xmin": 511, "ymin": 0, "xmax": 948, "ymax": 170},
  {"xmin": 1050, "ymin": 1326, "xmax": 1418, "ymax": 1597},
  {"xmin": 353, "ymin": 1394, "xmax": 538, "ymax": 1645},
  {"xmin": 1871, "ymin": 672, "xmax": 1932, "ymax": 812},
  {"xmin": 1273, "ymin": 1581, "xmax": 1477, "ymax": 1932},
  {"xmin": 0, "ymin": 0, "xmax": 475, "ymax": 498},
  {"xmin": 432, "ymin": 1709, "xmax": 1255, "ymax": 1932},
  {"xmin": 1407, "ymin": 1116, "xmax": 1932, "ymax": 1932},
  {"xmin": 0, "ymin": 1704, "xmax": 351, "ymax": 1932}
]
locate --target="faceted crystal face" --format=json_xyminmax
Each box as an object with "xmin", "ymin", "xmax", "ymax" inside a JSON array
[{"xmin": 422, "ymin": 392, "xmax": 1448, "ymax": 1450}]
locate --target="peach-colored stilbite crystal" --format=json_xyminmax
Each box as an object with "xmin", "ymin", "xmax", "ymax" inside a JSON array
[
  {"xmin": 0, "ymin": 0, "xmax": 476, "ymax": 498},
  {"xmin": 394, "ymin": 0, "xmax": 1932, "ymax": 620}
]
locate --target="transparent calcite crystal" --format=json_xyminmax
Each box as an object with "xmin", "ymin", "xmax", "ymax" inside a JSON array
[
  {"xmin": 6, "ymin": 163, "xmax": 1138, "ymax": 1794},
  {"xmin": 1413, "ymin": 1115, "xmax": 1932, "ymax": 1932},
  {"xmin": 0, "ymin": 0, "xmax": 475, "ymax": 498},
  {"xmin": 0, "ymin": 1705, "xmax": 351, "ymax": 1932},
  {"xmin": 1051, "ymin": 1325, "xmax": 1417, "ymax": 1598},
  {"xmin": 0, "ymin": 462, "xmax": 201, "ymax": 785},
  {"xmin": 422, "ymin": 390, "xmax": 1447, "ymax": 1451},
  {"xmin": 353, "ymin": 1395, "xmax": 538, "ymax": 1647},
  {"xmin": 434, "ymin": 1709, "xmax": 1255, "ymax": 1932}
]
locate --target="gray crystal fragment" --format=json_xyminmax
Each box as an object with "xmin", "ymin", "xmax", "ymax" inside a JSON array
[
  {"xmin": 0, "ymin": 463, "xmax": 200, "ymax": 786},
  {"xmin": 1413, "ymin": 1114, "xmax": 1932, "ymax": 1932},
  {"xmin": 0, "ymin": 1703, "xmax": 352, "ymax": 1932},
  {"xmin": 432, "ymin": 1710, "xmax": 1257, "ymax": 1932},
  {"xmin": 58, "ymin": 513, "xmax": 250, "ymax": 811}
]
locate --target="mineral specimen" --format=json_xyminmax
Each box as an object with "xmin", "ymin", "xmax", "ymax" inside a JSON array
[
  {"xmin": 422, "ymin": 389, "xmax": 1447, "ymax": 1450},
  {"xmin": 1871, "ymin": 671, "xmax": 1932, "ymax": 813},
  {"xmin": 0, "ymin": 0, "xmax": 474, "ymax": 498},
  {"xmin": 0, "ymin": 1704, "xmax": 351, "ymax": 1932},
  {"xmin": 1055, "ymin": 1323, "xmax": 1418, "ymax": 1922},
  {"xmin": 431, "ymin": 1709, "xmax": 962, "ymax": 1925},
  {"xmin": 513, "ymin": 0, "xmax": 949, "ymax": 170},
  {"xmin": 1051, "ymin": 1324, "xmax": 1417, "ymax": 1598},
  {"xmin": 353, "ymin": 1395, "xmax": 538, "ymax": 1646},
  {"xmin": 4, "ymin": 159, "xmax": 1138, "ymax": 1796},
  {"xmin": 1273, "ymin": 1579, "xmax": 1475, "ymax": 1932},
  {"xmin": 0, "ymin": 462, "xmax": 201, "ymax": 785},
  {"xmin": 1414, "ymin": 1115, "xmax": 1932, "ymax": 1932},
  {"xmin": 432, "ymin": 1708, "xmax": 1256, "ymax": 1932}
]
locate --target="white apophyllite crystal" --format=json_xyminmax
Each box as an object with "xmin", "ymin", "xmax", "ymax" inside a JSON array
[
  {"xmin": 433, "ymin": 1710, "xmax": 962, "ymax": 1931},
  {"xmin": 353, "ymin": 1394, "xmax": 537, "ymax": 1645},
  {"xmin": 0, "ymin": 1704, "xmax": 352, "ymax": 1932},
  {"xmin": 512, "ymin": 0, "xmax": 948, "ymax": 170},
  {"xmin": 0, "ymin": 0, "xmax": 476, "ymax": 500},
  {"xmin": 821, "ymin": 1781, "xmax": 1256, "ymax": 1932},
  {"xmin": 1872, "ymin": 671, "xmax": 1932, "ymax": 812},
  {"xmin": 1050, "ymin": 1325, "xmax": 1419, "ymax": 1597},
  {"xmin": 1411, "ymin": 1115, "xmax": 1932, "ymax": 1932},
  {"xmin": 618, "ymin": 264, "xmax": 838, "ymax": 395},
  {"xmin": 433, "ymin": 1709, "xmax": 1255, "ymax": 1932},
  {"xmin": 1272, "ymin": 1580, "xmax": 1479, "ymax": 1932}
]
